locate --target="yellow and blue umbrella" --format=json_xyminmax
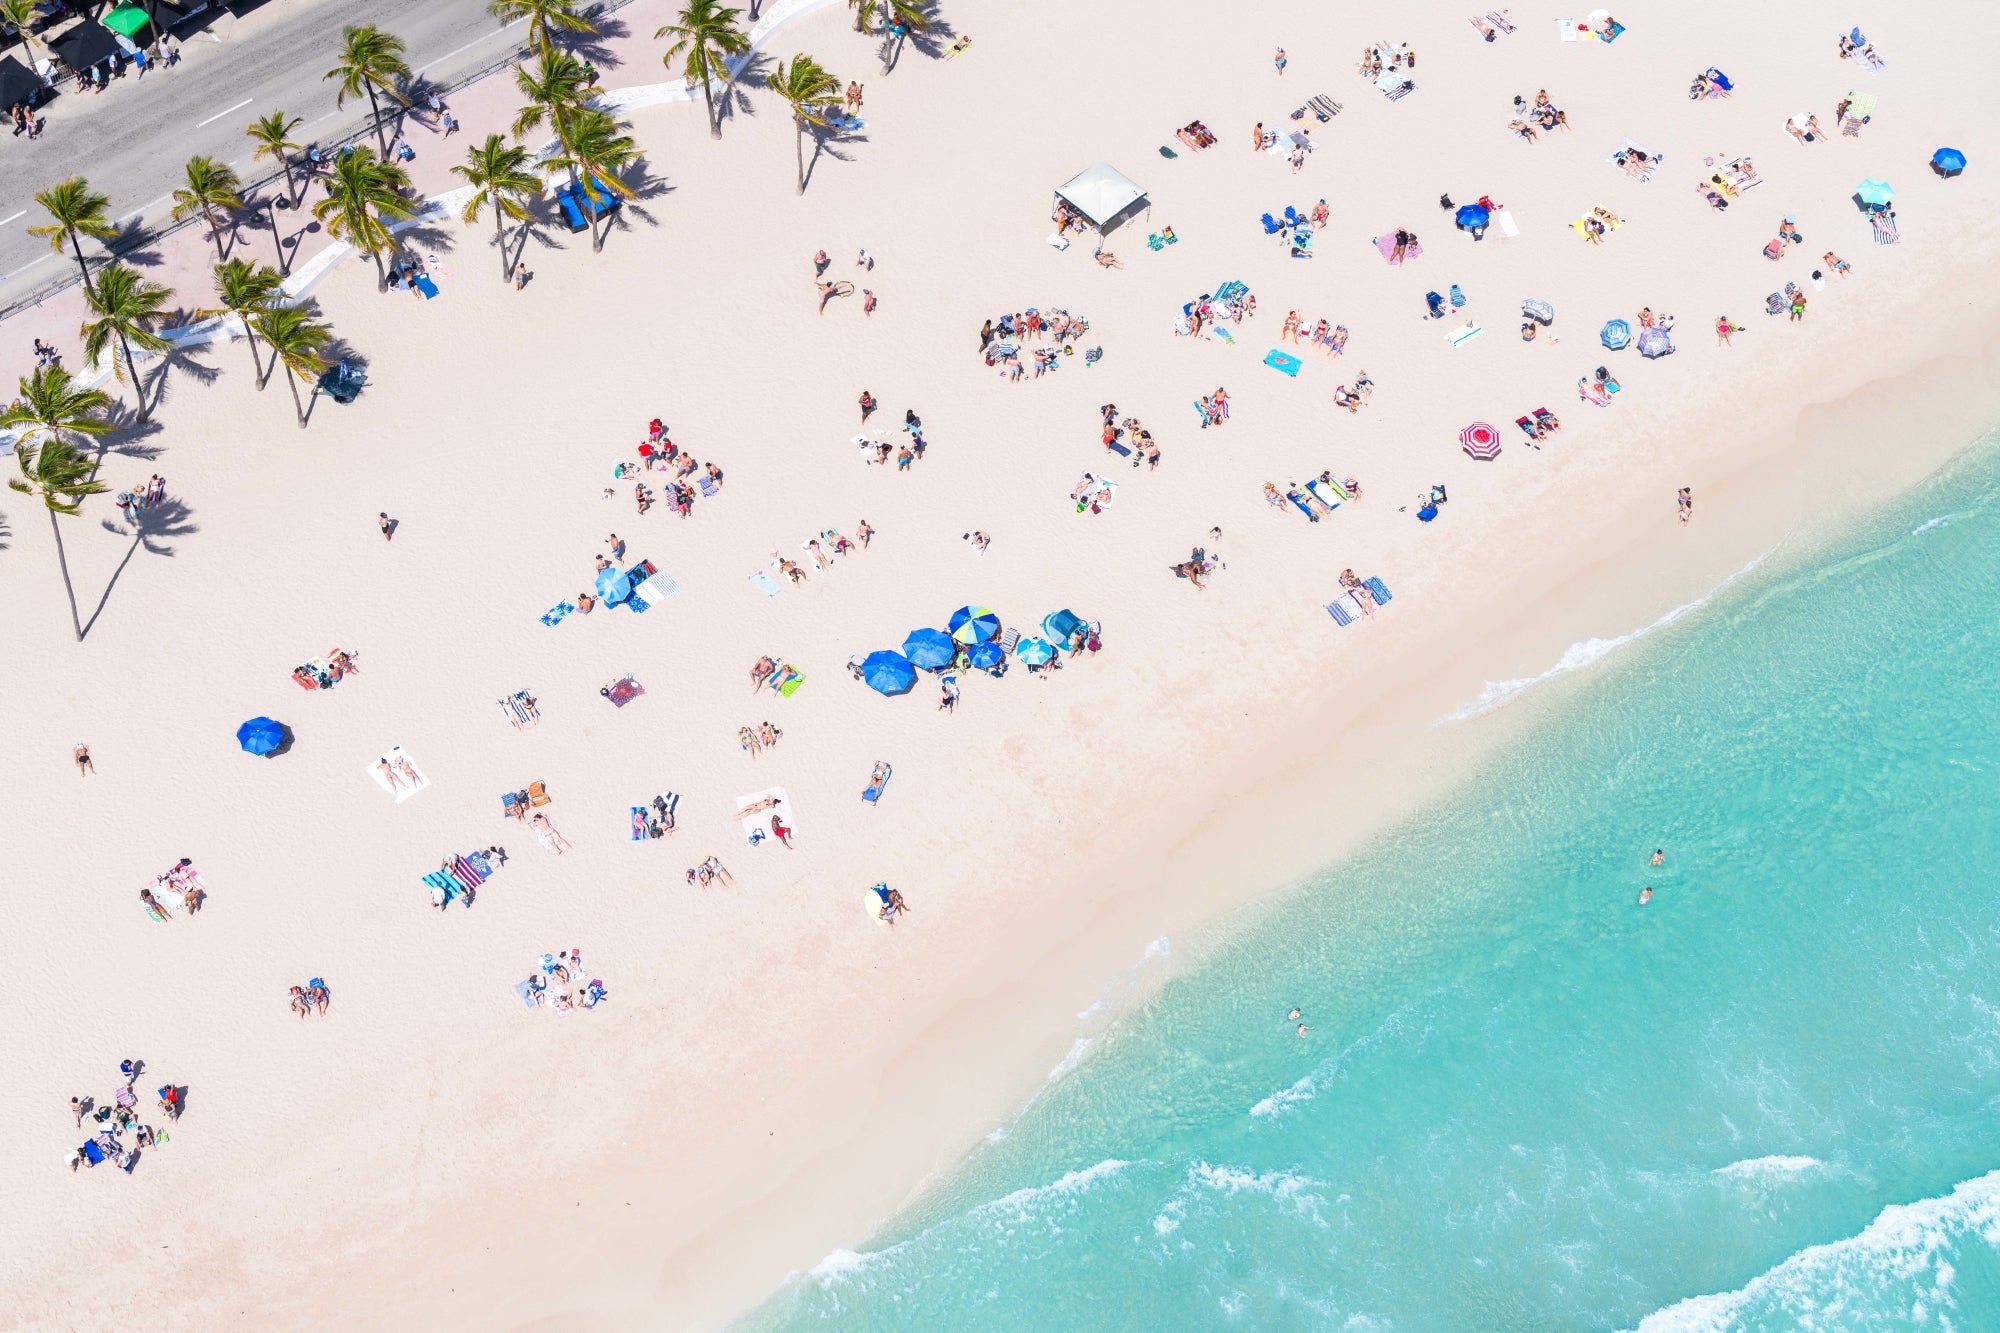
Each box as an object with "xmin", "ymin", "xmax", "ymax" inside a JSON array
[
  {"xmin": 861, "ymin": 651, "xmax": 917, "ymax": 695},
  {"xmin": 902, "ymin": 628, "xmax": 956, "ymax": 669},
  {"xmin": 947, "ymin": 604, "xmax": 1001, "ymax": 644}
]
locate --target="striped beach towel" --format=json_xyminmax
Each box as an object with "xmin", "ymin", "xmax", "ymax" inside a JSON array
[
  {"xmin": 422, "ymin": 870, "xmax": 461, "ymax": 902},
  {"xmin": 1326, "ymin": 596, "xmax": 1356, "ymax": 626},
  {"xmin": 452, "ymin": 855, "xmax": 487, "ymax": 888}
]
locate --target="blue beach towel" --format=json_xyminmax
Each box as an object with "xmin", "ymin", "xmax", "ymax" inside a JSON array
[
  {"xmin": 1365, "ymin": 576, "xmax": 1393, "ymax": 604},
  {"xmin": 1265, "ymin": 349, "xmax": 1302, "ymax": 376},
  {"xmin": 513, "ymin": 979, "xmax": 539, "ymax": 1009},
  {"xmin": 541, "ymin": 600, "xmax": 575, "ymax": 627},
  {"xmin": 422, "ymin": 870, "xmax": 461, "ymax": 902},
  {"xmin": 413, "ymin": 273, "xmax": 440, "ymax": 299},
  {"xmin": 1305, "ymin": 479, "xmax": 1341, "ymax": 511},
  {"xmin": 748, "ymin": 570, "xmax": 779, "ymax": 597},
  {"xmin": 1326, "ymin": 598, "xmax": 1355, "ymax": 626}
]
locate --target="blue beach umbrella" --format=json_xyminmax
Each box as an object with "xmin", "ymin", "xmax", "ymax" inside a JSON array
[
  {"xmin": 1454, "ymin": 203, "xmax": 1490, "ymax": 232},
  {"xmin": 1932, "ymin": 147, "xmax": 1966, "ymax": 177},
  {"xmin": 902, "ymin": 627, "xmax": 957, "ymax": 669},
  {"xmin": 860, "ymin": 650, "xmax": 918, "ymax": 696},
  {"xmin": 947, "ymin": 604, "xmax": 1001, "ymax": 644},
  {"xmin": 1600, "ymin": 319, "xmax": 1632, "ymax": 350},
  {"xmin": 1637, "ymin": 327, "xmax": 1674, "ymax": 359},
  {"xmin": 1856, "ymin": 178, "xmax": 1894, "ymax": 210},
  {"xmin": 966, "ymin": 641, "xmax": 1005, "ymax": 669},
  {"xmin": 1014, "ymin": 636, "xmax": 1056, "ymax": 666},
  {"xmin": 236, "ymin": 716, "xmax": 286, "ymax": 755}
]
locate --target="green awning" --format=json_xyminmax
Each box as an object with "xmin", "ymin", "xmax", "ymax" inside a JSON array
[{"xmin": 100, "ymin": 5, "xmax": 150, "ymax": 39}]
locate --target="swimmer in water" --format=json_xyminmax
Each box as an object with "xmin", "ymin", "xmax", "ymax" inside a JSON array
[
  {"xmin": 1649, "ymin": 849, "xmax": 1664, "ymax": 866},
  {"xmin": 1297, "ymin": 1024, "xmax": 1311, "ymax": 1038},
  {"xmin": 1288, "ymin": 1008, "xmax": 1301, "ymax": 1022},
  {"xmin": 1639, "ymin": 887, "xmax": 1654, "ymax": 904}
]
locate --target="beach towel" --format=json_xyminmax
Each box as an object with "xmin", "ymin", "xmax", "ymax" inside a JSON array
[
  {"xmin": 1494, "ymin": 207, "xmax": 1519, "ymax": 237},
  {"xmin": 453, "ymin": 854, "xmax": 487, "ymax": 887},
  {"xmin": 630, "ymin": 806, "xmax": 651, "ymax": 841},
  {"xmin": 1374, "ymin": 232, "xmax": 1423, "ymax": 265},
  {"xmin": 604, "ymin": 676, "xmax": 644, "ymax": 707},
  {"xmin": 1308, "ymin": 95, "xmax": 1341, "ymax": 120},
  {"xmin": 1447, "ymin": 322, "xmax": 1485, "ymax": 346},
  {"xmin": 1556, "ymin": 18, "xmax": 1579, "ymax": 40},
  {"xmin": 368, "ymin": 747, "xmax": 431, "ymax": 803},
  {"xmin": 1288, "ymin": 490, "xmax": 1316, "ymax": 519},
  {"xmin": 654, "ymin": 791, "xmax": 680, "ymax": 831},
  {"xmin": 1365, "ymin": 577, "xmax": 1393, "ymax": 605},
  {"xmin": 423, "ymin": 869, "xmax": 461, "ymax": 903},
  {"xmin": 412, "ymin": 273, "xmax": 439, "ymax": 299},
  {"xmin": 1487, "ymin": 11, "xmax": 1516, "ymax": 30},
  {"xmin": 467, "ymin": 851, "xmax": 495, "ymax": 878},
  {"xmin": 513, "ymin": 979, "xmax": 540, "ymax": 1009},
  {"xmin": 1325, "ymin": 595, "xmax": 1357, "ymax": 625},
  {"xmin": 748, "ymin": 570, "xmax": 779, "ymax": 597},
  {"xmin": 692, "ymin": 472, "xmax": 718, "ymax": 497},
  {"xmin": 1306, "ymin": 479, "xmax": 1343, "ymax": 511},
  {"xmin": 737, "ymin": 787, "xmax": 795, "ymax": 846},
  {"xmin": 540, "ymin": 600, "xmax": 576, "ymax": 628},
  {"xmin": 1265, "ymin": 349, "xmax": 1302, "ymax": 376},
  {"xmin": 863, "ymin": 763, "xmax": 892, "ymax": 803},
  {"xmin": 1873, "ymin": 213, "xmax": 1900, "ymax": 244},
  {"xmin": 778, "ymin": 669, "xmax": 806, "ymax": 698}
]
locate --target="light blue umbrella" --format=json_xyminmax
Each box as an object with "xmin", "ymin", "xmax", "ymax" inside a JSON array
[
  {"xmin": 236, "ymin": 716, "xmax": 286, "ymax": 755},
  {"xmin": 1014, "ymin": 636, "xmax": 1056, "ymax": 666},
  {"xmin": 1600, "ymin": 319, "xmax": 1631, "ymax": 350},
  {"xmin": 860, "ymin": 651, "xmax": 917, "ymax": 696},
  {"xmin": 947, "ymin": 604, "xmax": 1001, "ymax": 644},
  {"xmin": 1856, "ymin": 178, "xmax": 1894, "ymax": 210},
  {"xmin": 902, "ymin": 628, "xmax": 956, "ymax": 669},
  {"xmin": 966, "ymin": 641, "xmax": 1005, "ymax": 669}
]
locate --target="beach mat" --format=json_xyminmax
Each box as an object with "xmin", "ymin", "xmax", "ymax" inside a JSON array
[
  {"xmin": 1265, "ymin": 349, "xmax": 1302, "ymax": 376},
  {"xmin": 737, "ymin": 787, "xmax": 795, "ymax": 846},
  {"xmin": 367, "ymin": 747, "xmax": 431, "ymax": 804},
  {"xmin": 748, "ymin": 570, "xmax": 779, "ymax": 597},
  {"xmin": 541, "ymin": 599, "xmax": 576, "ymax": 627}
]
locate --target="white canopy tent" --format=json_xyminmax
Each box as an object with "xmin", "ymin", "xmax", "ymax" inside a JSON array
[{"xmin": 1053, "ymin": 162, "xmax": 1151, "ymax": 234}]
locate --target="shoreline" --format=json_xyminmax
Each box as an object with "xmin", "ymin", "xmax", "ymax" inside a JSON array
[{"xmin": 5, "ymin": 3, "xmax": 2000, "ymax": 1329}]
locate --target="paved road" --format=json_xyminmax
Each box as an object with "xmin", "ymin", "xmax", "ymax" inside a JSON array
[{"xmin": 0, "ymin": 0, "xmax": 531, "ymax": 310}]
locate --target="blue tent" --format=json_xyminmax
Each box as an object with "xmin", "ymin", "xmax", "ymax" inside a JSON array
[
  {"xmin": 1600, "ymin": 319, "xmax": 1632, "ymax": 350},
  {"xmin": 1454, "ymin": 203, "xmax": 1490, "ymax": 232},
  {"xmin": 1015, "ymin": 636, "xmax": 1056, "ymax": 666},
  {"xmin": 966, "ymin": 641, "xmax": 1005, "ymax": 669},
  {"xmin": 861, "ymin": 650, "xmax": 918, "ymax": 696},
  {"xmin": 902, "ymin": 628, "xmax": 956, "ymax": 669},
  {"xmin": 236, "ymin": 716, "xmax": 286, "ymax": 755},
  {"xmin": 1933, "ymin": 147, "xmax": 1966, "ymax": 177},
  {"xmin": 947, "ymin": 604, "xmax": 1001, "ymax": 644},
  {"xmin": 1042, "ymin": 609, "xmax": 1086, "ymax": 645}
]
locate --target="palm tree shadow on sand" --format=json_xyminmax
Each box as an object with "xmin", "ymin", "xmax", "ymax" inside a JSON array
[{"xmin": 84, "ymin": 494, "xmax": 198, "ymax": 639}]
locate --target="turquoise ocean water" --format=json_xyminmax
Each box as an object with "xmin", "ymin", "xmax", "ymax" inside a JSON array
[{"xmin": 743, "ymin": 441, "xmax": 2000, "ymax": 1332}]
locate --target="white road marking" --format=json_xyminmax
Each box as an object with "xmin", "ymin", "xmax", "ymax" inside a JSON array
[
  {"xmin": 4, "ymin": 252, "xmax": 53, "ymax": 280},
  {"xmin": 0, "ymin": 209, "xmax": 25, "ymax": 227},
  {"xmin": 194, "ymin": 97, "xmax": 254, "ymax": 129},
  {"xmin": 416, "ymin": 17, "xmax": 524, "ymax": 76}
]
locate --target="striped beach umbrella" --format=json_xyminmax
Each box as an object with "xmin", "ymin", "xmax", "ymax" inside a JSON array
[
  {"xmin": 947, "ymin": 604, "xmax": 1001, "ymax": 644},
  {"xmin": 1459, "ymin": 422, "xmax": 1501, "ymax": 460}
]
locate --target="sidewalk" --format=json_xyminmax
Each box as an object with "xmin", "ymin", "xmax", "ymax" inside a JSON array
[{"xmin": 0, "ymin": 0, "xmax": 844, "ymax": 416}]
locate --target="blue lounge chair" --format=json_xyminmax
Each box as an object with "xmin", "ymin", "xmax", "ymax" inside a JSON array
[
  {"xmin": 863, "ymin": 762, "xmax": 892, "ymax": 803},
  {"xmin": 1260, "ymin": 212, "xmax": 1283, "ymax": 234}
]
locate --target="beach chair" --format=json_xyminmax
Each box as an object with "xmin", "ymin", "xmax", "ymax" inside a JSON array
[
  {"xmin": 502, "ymin": 792, "xmax": 525, "ymax": 820},
  {"xmin": 528, "ymin": 781, "xmax": 549, "ymax": 807},
  {"xmin": 863, "ymin": 763, "xmax": 892, "ymax": 804},
  {"xmin": 998, "ymin": 627, "xmax": 1021, "ymax": 655},
  {"xmin": 1260, "ymin": 212, "xmax": 1283, "ymax": 235},
  {"xmin": 1282, "ymin": 205, "xmax": 1303, "ymax": 229}
]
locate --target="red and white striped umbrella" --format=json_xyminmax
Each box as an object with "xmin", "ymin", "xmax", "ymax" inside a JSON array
[{"xmin": 1459, "ymin": 421, "xmax": 1502, "ymax": 459}]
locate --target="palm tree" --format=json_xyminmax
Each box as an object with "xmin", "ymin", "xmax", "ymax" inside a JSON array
[
  {"xmin": 0, "ymin": 0, "xmax": 47, "ymax": 65},
  {"xmin": 452, "ymin": 134, "xmax": 542, "ymax": 281},
  {"xmin": 3, "ymin": 367, "xmax": 112, "ymax": 641},
  {"xmin": 205, "ymin": 259, "xmax": 285, "ymax": 388},
  {"xmin": 878, "ymin": 0, "xmax": 929, "ymax": 72},
  {"xmin": 28, "ymin": 177, "xmax": 116, "ymax": 299},
  {"xmin": 771, "ymin": 54, "xmax": 839, "ymax": 195},
  {"xmin": 548, "ymin": 107, "xmax": 637, "ymax": 252},
  {"xmin": 311, "ymin": 147, "xmax": 415, "ymax": 291},
  {"xmin": 324, "ymin": 25, "xmax": 411, "ymax": 155},
  {"xmin": 253, "ymin": 304, "xmax": 332, "ymax": 429},
  {"xmin": 489, "ymin": 0, "xmax": 597, "ymax": 55},
  {"xmin": 247, "ymin": 110, "xmax": 305, "ymax": 206},
  {"xmin": 170, "ymin": 155, "xmax": 244, "ymax": 263},
  {"xmin": 80, "ymin": 264, "xmax": 174, "ymax": 420},
  {"xmin": 658, "ymin": 1, "xmax": 747, "ymax": 140},
  {"xmin": 512, "ymin": 44, "xmax": 592, "ymax": 194},
  {"xmin": 846, "ymin": 0, "xmax": 874, "ymax": 31}
]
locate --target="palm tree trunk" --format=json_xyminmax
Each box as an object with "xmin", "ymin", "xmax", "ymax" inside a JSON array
[
  {"xmin": 369, "ymin": 243, "xmax": 388, "ymax": 291},
  {"xmin": 244, "ymin": 321, "xmax": 268, "ymax": 389},
  {"xmin": 268, "ymin": 199, "xmax": 289, "ymax": 274},
  {"xmin": 203, "ymin": 203, "xmax": 226, "ymax": 262},
  {"xmin": 795, "ymin": 117, "xmax": 806, "ymax": 195},
  {"xmin": 285, "ymin": 365, "xmax": 308, "ymax": 428},
  {"xmin": 366, "ymin": 82, "xmax": 388, "ymax": 154},
  {"xmin": 279, "ymin": 156, "xmax": 298, "ymax": 208},
  {"xmin": 119, "ymin": 331, "xmax": 151, "ymax": 420},
  {"xmin": 702, "ymin": 62, "xmax": 718, "ymax": 139},
  {"xmin": 143, "ymin": 0, "xmax": 163, "ymax": 57},
  {"xmin": 494, "ymin": 208, "xmax": 509, "ymax": 282},
  {"xmin": 47, "ymin": 507, "xmax": 83, "ymax": 641},
  {"xmin": 67, "ymin": 229, "xmax": 95, "ymax": 298}
]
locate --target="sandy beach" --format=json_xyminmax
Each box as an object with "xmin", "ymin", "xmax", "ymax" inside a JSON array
[{"xmin": 5, "ymin": 0, "xmax": 2000, "ymax": 1327}]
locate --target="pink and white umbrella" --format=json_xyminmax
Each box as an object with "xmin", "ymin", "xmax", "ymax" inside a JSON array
[{"xmin": 1460, "ymin": 422, "xmax": 1502, "ymax": 459}]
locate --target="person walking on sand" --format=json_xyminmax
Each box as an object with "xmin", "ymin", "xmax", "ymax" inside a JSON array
[
  {"xmin": 862, "ymin": 288, "xmax": 877, "ymax": 316},
  {"xmin": 513, "ymin": 263, "xmax": 529, "ymax": 290},
  {"xmin": 1274, "ymin": 47, "xmax": 1288, "ymax": 76},
  {"xmin": 1716, "ymin": 316, "xmax": 1733, "ymax": 347},
  {"xmin": 813, "ymin": 249, "xmax": 830, "ymax": 277},
  {"xmin": 74, "ymin": 744, "xmax": 94, "ymax": 775},
  {"xmin": 856, "ymin": 518, "xmax": 875, "ymax": 548},
  {"xmin": 1678, "ymin": 487, "xmax": 1693, "ymax": 525},
  {"xmin": 379, "ymin": 512, "xmax": 394, "ymax": 541},
  {"xmin": 859, "ymin": 390, "xmax": 876, "ymax": 422}
]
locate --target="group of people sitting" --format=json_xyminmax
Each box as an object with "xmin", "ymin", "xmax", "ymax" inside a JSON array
[
  {"xmin": 980, "ymin": 309, "xmax": 1094, "ymax": 380},
  {"xmin": 67, "ymin": 1064, "xmax": 180, "ymax": 1175},
  {"xmin": 1689, "ymin": 67, "xmax": 1735, "ymax": 99},
  {"xmin": 292, "ymin": 647, "xmax": 359, "ymax": 691},
  {"xmin": 139, "ymin": 859, "xmax": 205, "ymax": 923},
  {"xmin": 1279, "ymin": 311, "xmax": 1349, "ymax": 356},
  {"xmin": 286, "ymin": 979, "xmax": 332, "ymax": 1020},
  {"xmin": 737, "ymin": 722, "xmax": 783, "ymax": 756},
  {"xmin": 1172, "ymin": 532, "xmax": 1225, "ymax": 589},
  {"xmin": 1197, "ymin": 387, "xmax": 1231, "ymax": 428},
  {"xmin": 1100, "ymin": 403, "xmax": 1161, "ymax": 469},
  {"xmin": 749, "ymin": 656, "xmax": 805, "ymax": 694},
  {"xmin": 1509, "ymin": 89, "xmax": 1569, "ymax": 140},
  {"xmin": 686, "ymin": 856, "xmax": 734, "ymax": 887},
  {"xmin": 1837, "ymin": 29, "xmax": 1885, "ymax": 69},
  {"xmin": 520, "ymin": 949, "xmax": 607, "ymax": 1015},
  {"xmin": 1518, "ymin": 407, "xmax": 1563, "ymax": 440},
  {"xmin": 1333, "ymin": 372, "xmax": 1376, "ymax": 413},
  {"xmin": 1357, "ymin": 43, "xmax": 1413, "ymax": 80}
]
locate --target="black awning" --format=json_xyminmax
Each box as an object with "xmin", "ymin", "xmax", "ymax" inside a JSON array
[
  {"xmin": 0, "ymin": 54, "xmax": 38, "ymax": 108},
  {"xmin": 48, "ymin": 20, "xmax": 121, "ymax": 70}
]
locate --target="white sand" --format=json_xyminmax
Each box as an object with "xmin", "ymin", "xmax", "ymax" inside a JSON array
[{"xmin": 5, "ymin": 1, "xmax": 2000, "ymax": 1328}]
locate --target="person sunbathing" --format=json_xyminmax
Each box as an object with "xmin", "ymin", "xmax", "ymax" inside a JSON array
[
  {"xmin": 376, "ymin": 759, "xmax": 405, "ymax": 790},
  {"xmin": 750, "ymin": 656, "xmax": 777, "ymax": 691},
  {"xmin": 757, "ymin": 722, "xmax": 781, "ymax": 749},
  {"xmin": 1824, "ymin": 251, "xmax": 1851, "ymax": 276},
  {"xmin": 779, "ymin": 558, "xmax": 807, "ymax": 584},
  {"xmin": 736, "ymin": 795, "xmax": 779, "ymax": 820},
  {"xmin": 739, "ymin": 727, "xmax": 761, "ymax": 756},
  {"xmin": 393, "ymin": 756, "xmax": 422, "ymax": 787},
  {"xmin": 1093, "ymin": 248, "xmax": 1121, "ymax": 268},
  {"xmin": 1281, "ymin": 310, "xmax": 1302, "ymax": 342},
  {"xmin": 1334, "ymin": 386, "xmax": 1361, "ymax": 413}
]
